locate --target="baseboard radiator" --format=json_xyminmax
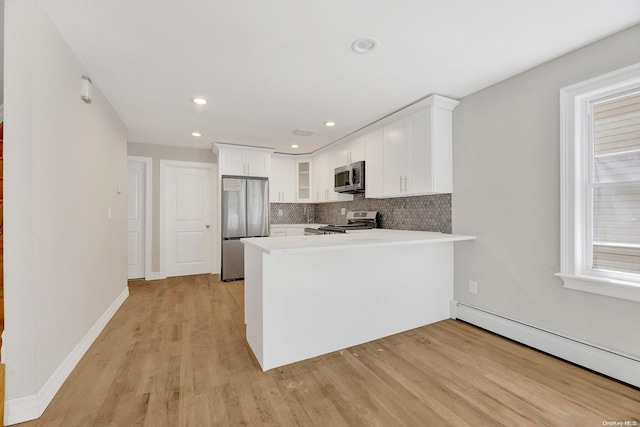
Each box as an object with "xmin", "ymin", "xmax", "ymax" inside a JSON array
[{"xmin": 450, "ymin": 300, "xmax": 640, "ymax": 389}]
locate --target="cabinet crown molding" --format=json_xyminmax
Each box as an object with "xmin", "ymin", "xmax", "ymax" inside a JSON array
[
  {"xmin": 212, "ymin": 142, "xmax": 275, "ymax": 155},
  {"xmin": 315, "ymin": 94, "xmax": 459, "ymax": 156}
]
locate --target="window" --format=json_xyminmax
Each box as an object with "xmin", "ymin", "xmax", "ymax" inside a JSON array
[{"xmin": 558, "ymin": 63, "xmax": 640, "ymax": 302}]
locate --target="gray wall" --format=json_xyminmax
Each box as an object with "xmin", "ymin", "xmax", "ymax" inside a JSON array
[
  {"xmin": 453, "ymin": 24, "xmax": 640, "ymax": 358},
  {"xmin": 5, "ymin": 0, "xmax": 128, "ymax": 405},
  {"xmin": 127, "ymin": 142, "xmax": 217, "ymax": 272}
]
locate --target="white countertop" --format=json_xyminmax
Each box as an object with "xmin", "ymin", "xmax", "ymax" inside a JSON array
[{"xmin": 243, "ymin": 229, "xmax": 475, "ymax": 254}]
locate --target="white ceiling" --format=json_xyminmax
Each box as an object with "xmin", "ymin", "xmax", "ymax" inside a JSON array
[{"xmin": 37, "ymin": 0, "xmax": 640, "ymax": 154}]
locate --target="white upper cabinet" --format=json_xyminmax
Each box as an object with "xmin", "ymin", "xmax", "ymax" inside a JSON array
[
  {"xmin": 365, "ymin": 95, "xmax": 459, "ymax": 198},
  {"xmin": 295, "ymin": 157, "xmax": 313, "ymax": 203},
  {"xmin": 312, "ymin": 147, "xmax": 353, "ymax": 203},
  {"xmin": 364, "ymin": 129, "xmax": 384, "ymax": 198},
  {"xmin": 270, "ymin": 154, "xmax": 296, "ymax": 202},
  {"xmin": 214, "ymin": 143, "xmax": 272, "ymax": 177},
  {"xmin": 336, "ymin": 135, "xmax": 366, "ymax": 166},
  {"xmin": 313, "ymin": 150, "xmax": 330, "ymax": 202},
  {"xmin": 382, "ymin": 117, "xmax": 407, "ymax": 196}
]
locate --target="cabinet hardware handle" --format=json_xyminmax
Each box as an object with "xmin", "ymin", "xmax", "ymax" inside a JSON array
[
  {"xmin": 400, "ymin": 176, "xmax": 403, "ymax": 192},
  {"xmin": 404, "ymin": 176, "xmax": 408, "ymax": 192}
]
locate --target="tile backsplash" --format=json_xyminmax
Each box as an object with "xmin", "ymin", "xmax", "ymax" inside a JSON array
[
  {"xmin": 270, "ymin": 203, "xmax": 315, "ymax": 224},
  {"xmin": 271, "ymin": 194, "xmax": 451, "ymax": 233}
]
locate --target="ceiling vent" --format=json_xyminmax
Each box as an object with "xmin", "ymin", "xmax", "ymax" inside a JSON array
[{"xmin": 293, "ymin": 129, "xmax": 314, "ymax": 136}]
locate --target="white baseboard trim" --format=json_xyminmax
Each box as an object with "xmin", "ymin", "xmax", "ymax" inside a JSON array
[
  {"xmin": 451, "ymin": 300, "xmax": 640, "ymax": 389},
  {"xmin": 5, "ymin": 287, "xmax": 130, "ymax": 426}
]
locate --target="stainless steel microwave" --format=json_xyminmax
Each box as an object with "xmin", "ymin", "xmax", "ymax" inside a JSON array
[{"xmin": 334, "ymin": 161, "xmax": 365, "ymax": 193}]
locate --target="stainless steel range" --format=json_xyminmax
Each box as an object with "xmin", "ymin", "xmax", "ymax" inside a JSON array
[{"xmin": 305, "ymin": 211, "xmax": 380, "ymax": 235}]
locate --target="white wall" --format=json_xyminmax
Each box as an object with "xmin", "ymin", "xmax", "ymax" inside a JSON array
[
  {"xmin": 453, "ymin": 24, "xmax": 640, "ymax": 358},
  {"xmin": 4, "ymin": 0, "xmax": 128, "ymax": 422}
]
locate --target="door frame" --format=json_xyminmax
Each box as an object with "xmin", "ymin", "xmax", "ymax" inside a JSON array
[
  {"xmin": 127, "ymin": 156, "xmax": 153, "ymax": 280},
  {"xmin": 159, "ymin": 160, "xmax": 218, "ymax": 278}
]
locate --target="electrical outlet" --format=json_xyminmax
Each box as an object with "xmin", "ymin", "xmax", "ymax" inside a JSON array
[
  {"xmin": 469, "ymin": 280, "xmax": 478, "ymax": 295},
  {"xmin": 278, "ymin": 209, "xmax": 283, "ymax": 216},
  {"xmin": 341, "ymin": 208, "xmax": 346, "ymax": 215}
]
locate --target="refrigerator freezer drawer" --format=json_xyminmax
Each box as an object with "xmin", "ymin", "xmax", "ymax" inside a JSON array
[{"xmin": 222, "ymin": 239, "xmax": 245, "ymax": 281}]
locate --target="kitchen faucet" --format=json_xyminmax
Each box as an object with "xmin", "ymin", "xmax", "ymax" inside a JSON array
[{"xmin": 304, "ymin": 205, "xmax": 311, "ymax": 224}]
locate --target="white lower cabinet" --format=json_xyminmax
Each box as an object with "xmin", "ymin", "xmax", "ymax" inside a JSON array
[
  {"xmin": 270, "ymin": 225, "xmax": 314, "ymax": 237},
  {"xmin": 285, "ymin": 227, "xmax": 305, "ymax": 236},
  {"xmin": 270, "ymin": 228, "xmax": 286, "ymax": 237}
]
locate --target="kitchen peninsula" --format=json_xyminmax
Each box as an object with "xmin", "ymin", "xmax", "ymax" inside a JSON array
[{"xmin": 242, "ymin": 229, "xmax": 475, "ymax": 371}]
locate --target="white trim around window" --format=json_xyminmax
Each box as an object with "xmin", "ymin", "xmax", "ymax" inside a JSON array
[{"xmin": 558, "ymin": 62, "xmax": 640, "ymax": 303}]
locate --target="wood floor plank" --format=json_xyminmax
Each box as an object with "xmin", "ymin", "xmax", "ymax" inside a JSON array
[{"xmin": 15, "ymin": 274, "xmax": 640, "ymax": 427}]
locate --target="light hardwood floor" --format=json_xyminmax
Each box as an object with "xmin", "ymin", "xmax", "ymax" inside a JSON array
[{"xmin": 17, "ymin": 274, "xmax": 640, "ymax": 426}]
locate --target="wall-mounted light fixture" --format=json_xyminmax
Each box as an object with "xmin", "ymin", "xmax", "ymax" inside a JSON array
[{"xmin": 81, "ymin": 76, "xmax": 92, "ymax": 104}]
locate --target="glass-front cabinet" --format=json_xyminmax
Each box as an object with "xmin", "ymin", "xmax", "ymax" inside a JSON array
[{"xmin": 295, "ymin": 157, "xmax": 312, "ymax": 202}]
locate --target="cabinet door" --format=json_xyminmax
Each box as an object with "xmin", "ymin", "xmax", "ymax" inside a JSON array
[
  {"xmin": 404, "ymin": 108, "xmax": 430, "ymax": 195},
  {"xmin": 285, "ymin": 227, "xmax": 305, "ymax": 236},
  {"xmin": 336, "ymin": 136, "xmax": 365, "ymax": 165},
  {"xmin": 336, "ymin": 141, "xmax": 350, "ymax": 166},
  {"xmin": 246, "ymin": 151, "xmax": 270, "ymax": 177},
  {"xmin": 270, "ymin": 228, "xmax": 286, "ymax": 237},
  {"xmin": 279, "ymin": 156, "xmax": 296, "ymax": 202},
  {"xmin": 350, "ymin": 136, "xmax": 366, "ymax": 162},
  {"xmin": 313, "ymin": 152, "xmax": 329, "ymax": 202},
  {"xmin": 383, "ymin": 118, "xmax": 406, "ymax": 197},
  {"xmin": 364, "ymin": 129, "xmax": 384, "ymax": 198},
  {"xmin": 269, "ymin": 156, "xmax": 282, "ymax": 202},
  {"xmin": 270, "ymin": 155, "xmax": 295, "ymax": 202},
  {"xmin": 296, "ymin": 159, "xmax": 312, "ymax": 202},
  {"xmin": 221, "ymin": 147, "xmax": 247, "ymax": 175}
]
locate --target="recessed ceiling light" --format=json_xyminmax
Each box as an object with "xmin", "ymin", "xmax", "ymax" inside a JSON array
[
  {"xmin": 191, "ymin": 131, "xmax": 202, "ymax": 137},
  {"xmin": 192, "ymin": 97, "xmax": 208, "ymax": 105},
  {"xmin": 291, "ymin": 144, "xmax": 299, "ymax": 148},
  {"xmin": 351, "ymin": 38, "xmax": 378, "ymax": 54},
  {"xmin": 324, "ymin": 121, "xmax": 336, "ymax": 127}
]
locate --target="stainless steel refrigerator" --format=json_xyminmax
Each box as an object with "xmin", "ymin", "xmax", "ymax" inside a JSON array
[{"xmin": 221, "ymin": 176, "xmax": 269, "ymax": 281}]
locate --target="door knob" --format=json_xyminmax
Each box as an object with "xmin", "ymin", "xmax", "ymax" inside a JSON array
[{"xmin": 206, "ymin": 225, "xmax": 210, "ymax": 229}]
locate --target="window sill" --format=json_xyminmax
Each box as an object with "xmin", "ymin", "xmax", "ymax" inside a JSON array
[{"xmin": 555, "ymin": 273, "xmax": 640, "ymax": 303}]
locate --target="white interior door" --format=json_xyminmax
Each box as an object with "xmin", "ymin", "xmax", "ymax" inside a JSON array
[
  {"xmin": 127, "ymin": 160, "xmax": 145, "ymax": 279},
  {"xmin": 164, "ymin": 162, "xmax": 213, "ymax": 277}
]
